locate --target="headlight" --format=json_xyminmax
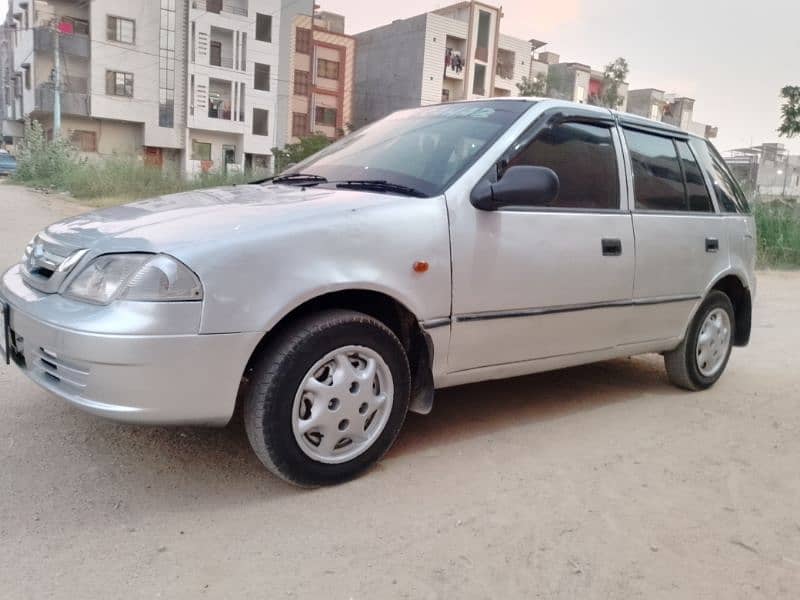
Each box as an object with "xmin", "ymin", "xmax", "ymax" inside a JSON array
[{"xmin": 64, "ymin": 254, "xmax": 203, "ymax": 305}]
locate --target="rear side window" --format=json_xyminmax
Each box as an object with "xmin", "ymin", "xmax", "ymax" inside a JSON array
[
  {"xmin": 690, "ymin": 139, "xmax": 750, "ymax": 214},
  {"xmin": 676, "ymin": 141, "xmax": 713, "ymax": 212},
  {"xmin": 508, "ymin": 122, "xmax": 620, "ymax": 209},
  {"xmin": 624, "ymin": 129, "xmax": 686, "ymax": 211}
]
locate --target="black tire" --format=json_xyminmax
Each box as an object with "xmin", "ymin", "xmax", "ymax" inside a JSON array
[
  {"xmin": 243, "ymin": 309, "xmax": 410, "ymax": 487},
  {"xmin": 664, "ymin": 291, "xmax": 735, "ymax": 391}
]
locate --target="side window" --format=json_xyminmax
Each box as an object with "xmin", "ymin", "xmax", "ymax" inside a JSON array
[
  {"xmin": 508, "ymin": 122, "xmax": 620, "ymax": 209},
  {"xmin": 676, "ymin": 141, "xmax": 713, "ymax": 212},
  {"xmin": 708, "ymin": 143, "xmax": 751, "ymax": 214},
  {"xmin": 623, "ymin": 129, "xmax": 686, "ymax": 211}
]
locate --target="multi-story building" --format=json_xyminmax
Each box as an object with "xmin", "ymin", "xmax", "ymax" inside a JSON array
[
  {"xmin": 353, "ymin": 1, "xmax": 534, "ymax": 127},
  {"xmin": 1, "ymin": 0, "xmax": 281, "ymax": 174},
  {"xmin": 725, "ymin": 143, "xmax": 800, "ymax": 200},
  {"xmin": 627, "ymin": 88, "xmax": 718, "ymax": 139},
  {"xmin": 545, "ymin": 60, "xmax": 629, "ymax": 110},
  {"xmin": 275, "ymin": 8, "xmax": 355, "ymax": 147},
  {"xmin": 186, "ymin": 0, "xmax": 280, "ymax": 175}
]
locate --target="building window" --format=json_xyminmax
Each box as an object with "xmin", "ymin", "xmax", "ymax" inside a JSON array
[
  {"xmin": 22, "ymin": 64, "xmax": 30, "ymax": 90},
  {"xmin": 69, "ymin": 130, "xmax": 97, "ymax": 152},
  {"xmin": 294, "ymin": 70, "xmax": 310, "ymax": 96},
  {"xmin": 315, "ymin": 106, "xmax": 337, "ymax": 127},
  {"xmin": 106, "ymin": 70, "xmax": 134, "ymax": 97},
  {"xmin": 159, "ymin": 0, "xmax": 176, "ymax": 127},
  {"xmin": 296, "ymin": 27, "xmax": 311, "ymax": 55},
  {"xmin": 256, "ymin": 13, "xmax": 272, "ymax": 43},
  {"xmin": 472, "ymin": 64, "xmax": 486, "ymax": 96},
  {"xmin": 254, "ymin": 63, "xmax": 270, "ymax": 91},
  {"xmin": 292, "ymin": 112, "xmax": 308, "ymax": 137},
  {"xmin": 253, "ymin": 108, "xmax": 269, "ymax": 136},
  {"xmin": 316, "ymin": 58, "xmax": 340, "ymax": 80},
  {"xmin": 191, "ymin": 140, "xmax": 212, "ymax": 161},
  {"xmin": 475, "ymin": 10, "xmax": 491, "ymax": 62},
  {"xmin": 107, "ymin": 16, "xmax": 135, "ymax": 44}
]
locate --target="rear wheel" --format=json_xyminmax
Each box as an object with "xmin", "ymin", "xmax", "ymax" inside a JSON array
[
  {"xmin": 664, "ymin": 291, "xmax": 735, "ymax": 391},
  {"xmin": 243, "ymin": 309, "xmax": 410, "ymax": 487}
]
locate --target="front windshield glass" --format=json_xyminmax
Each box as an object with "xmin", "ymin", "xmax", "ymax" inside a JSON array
[{"xmin": 281, "ymin": 100, "xmax": 534, "ymax": 197}]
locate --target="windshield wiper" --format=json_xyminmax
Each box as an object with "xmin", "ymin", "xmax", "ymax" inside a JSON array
[
  {"xmin": 333, "ymin": 180, "xmax": 427, "ymax": 197},
  {"xmin": 271, "ymin": 173, "xmax": 328, "ymax": 185}
]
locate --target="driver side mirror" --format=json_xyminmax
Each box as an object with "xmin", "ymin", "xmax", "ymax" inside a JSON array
[{"xmin": 470, "ymin": 165, "xmax": 560, "ymax": 211}]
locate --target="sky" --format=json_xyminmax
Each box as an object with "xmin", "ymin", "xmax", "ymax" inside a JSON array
[{"xmin": 322, "ymin": 0, "xmax": 800, "ymax": 153}]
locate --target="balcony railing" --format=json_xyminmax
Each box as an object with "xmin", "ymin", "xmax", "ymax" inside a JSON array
[
  {"xmin": 208, "ymin": 105, "xmax": 232, "ymax": 120},
  {"xmin": 209, "ymin": 55, "xmax": 234, "ymax": 69},
  {"xmin": 192, "ymin": 0, "xmax": 248, "ymax": 17},
  {"xmin": 34, "ymin": 28, "xmax": 90, "ymax": 58},
  {"xmin": 35, "ymin": 84, "xmax": 89, "ymax": 116}
]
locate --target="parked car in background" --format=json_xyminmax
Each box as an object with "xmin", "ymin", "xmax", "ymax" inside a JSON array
[
  {"xmin": 0, "ymin": 152, "xmax": 17, "ymax": 176},
  {"xmin": 0, "ymin": 99, "xmax": 756, "ymax": 487}
]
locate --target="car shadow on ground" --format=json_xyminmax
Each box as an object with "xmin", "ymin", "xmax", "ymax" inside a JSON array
[
  {"xmin": 13, "ymin": 354, "xmax": 673, "ymax": 502},
  {"xmin": 391, "ymin": 355, "xmax": 672, "ymax": 458}
]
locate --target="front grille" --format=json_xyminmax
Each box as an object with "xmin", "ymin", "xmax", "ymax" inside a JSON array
[{"xmin": 21, "ymin": 231, "xmax": 86, "ymax": 294}]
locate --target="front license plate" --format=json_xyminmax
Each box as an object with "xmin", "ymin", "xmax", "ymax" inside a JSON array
[{"xmin": 0, "ymin": 300, "xmax": 9, "ymax": 365}]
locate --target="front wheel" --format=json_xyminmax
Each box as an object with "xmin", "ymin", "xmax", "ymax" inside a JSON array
[
  {"xmin": 243, "ymin": 309, "xmax": 410, "ymax": 487},
  {"xmin": 664, "ymin": 291, "xmax": 735, "ymax": 391}
]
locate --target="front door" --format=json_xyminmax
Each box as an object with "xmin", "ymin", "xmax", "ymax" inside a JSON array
[
  {"xmin": 448, "ymin": 115, "xmax": 636, "ymax": 373},
  {"xmin": 222, "ymin": 145, "xmax": 236, "ymax": 173}
]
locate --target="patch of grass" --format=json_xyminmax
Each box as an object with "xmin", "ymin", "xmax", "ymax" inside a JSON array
[
  {"xmin": 11, "ymin": 119, "xmax": 263, "ymax": 204},
  {"xmin": 755, "ymin": 203, "xmax": 800, "ymax": 268}
]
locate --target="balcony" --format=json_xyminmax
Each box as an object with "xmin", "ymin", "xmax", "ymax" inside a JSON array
[
  {"xmin": 35, "ymin": 83, "xmax": 89, "ymax": 117},
  {"xmin": 444, "ymin": 36, "xmax": 466, "ymax": 81},
  {"xmin": 207, "ymin": 78, "xmax": 233, "ymax": 120},
  {"xmin": 34, "ymin": 28, "xmax": 90, "ymax": 58},
  {"xmin": 192, "ymin": 0, "xmax": 248, "ymax": 17},
  {"xmin": 209, "ymin": 26, "xmax": 237, "ymax": 70}
]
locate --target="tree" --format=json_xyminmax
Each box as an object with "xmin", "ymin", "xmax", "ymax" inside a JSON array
[
  {"xmin": 778, "ymin": 85, "xmax": 800, "ymax": 138},
  {"xmin": 271, "ymin": 134, "xmax": 331, "ymax": 174},
  {"xmin": 591, "ymin": 57, "xmax": 629, "ymax": 109},
  {"xmin": 516, "ymin": 72, "xmax": 547, "ymax": 97}
]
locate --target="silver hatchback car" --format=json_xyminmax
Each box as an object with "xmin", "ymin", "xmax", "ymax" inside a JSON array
[{"xmin": 0, "ymin": 99, "xmax": 756, "ymax": 486}]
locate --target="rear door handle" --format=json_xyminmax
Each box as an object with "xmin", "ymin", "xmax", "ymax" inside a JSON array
[
  {"xmin": 602, "ymin": 238, "xmax": 622, "ymax": 256},
  {"xmin": 705, "ymin": 237, "xmax": 719, "ymax": 253}
]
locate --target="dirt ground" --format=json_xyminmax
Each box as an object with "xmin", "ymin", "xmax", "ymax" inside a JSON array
[{"xmin": 1, "ymin": 184, "xmax": 799, "ymax": 599}]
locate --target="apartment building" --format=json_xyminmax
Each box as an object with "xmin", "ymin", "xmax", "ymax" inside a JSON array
[
  {"xmin": 2, "ymin": 0, "xmax": 281, "ymax": 174},
  {"xmin": 187, "ymin": 0, "xmax": 280, "ymax": 175},
  {"xmin": 543, "ymin": 57, "xmax": 629, "ymax": 110},
  {"xmin": 274, "ymin": 8, "xmax": 355, "ymax": 147},
  {"xmin": 627, "ymin": 88, "xmax": 718, "ymax": 139},
  {"xmin": 353, "ymin": 1, "xmax": 534, "ymax": 126},
  {"xmin": 725, "ymin": 143, "xmax": 800, "ymax": 199}
]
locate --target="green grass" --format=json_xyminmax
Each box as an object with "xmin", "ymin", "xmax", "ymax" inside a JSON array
[{"xmin": 755, "ymin": 203, "xmax": 800, "ymax": 268}]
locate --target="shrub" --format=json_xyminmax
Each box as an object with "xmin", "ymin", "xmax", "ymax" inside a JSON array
[
  {"xmin": 12, "ymin": 119, "xmax": 77, "ymax": 188},
  {"xmin": 754, "ymin": 203, "xmax": 800, "ymax": 268}
]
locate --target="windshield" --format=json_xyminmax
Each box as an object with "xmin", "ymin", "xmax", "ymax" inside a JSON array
[{"xmin": 280, "ymin": 100, "xmax": 534, "ymax": 197}]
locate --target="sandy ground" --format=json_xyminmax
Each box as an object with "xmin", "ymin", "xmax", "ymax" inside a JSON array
[{"xmin": 1, "ymin": 184, "xmax": 799, "ymax": 599}]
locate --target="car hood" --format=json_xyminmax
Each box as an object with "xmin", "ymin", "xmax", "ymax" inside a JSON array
[{"xmin": 41, "ymin": 184, "xmax": 391, "ymax": 253}]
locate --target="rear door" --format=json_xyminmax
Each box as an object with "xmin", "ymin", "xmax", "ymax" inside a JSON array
[{"xmin": 621, "ymin": 126, "xmax": 729, "ymax": 344}]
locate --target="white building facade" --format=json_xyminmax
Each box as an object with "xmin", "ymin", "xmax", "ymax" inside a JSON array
[
  {"xmin": 2, "ymin": 0, "xmax": 281, "ymax": 174},
  {"xmin": 354, "ymin": 1, "xmax": 534, "ymax": 126}
]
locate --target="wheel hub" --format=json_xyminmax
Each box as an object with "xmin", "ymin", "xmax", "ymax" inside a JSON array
[
  {"xmin": 695, "ymin": 308, "xmax": 731, "ymax": 377},
  {"xmin": 291, "ymin": 346, "xmax": 394, "ymax": 464}
]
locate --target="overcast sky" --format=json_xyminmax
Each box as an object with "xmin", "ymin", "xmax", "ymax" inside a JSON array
[{"xmin": 323, "ymin": 0, "xmax": 800, "ymax": 153}]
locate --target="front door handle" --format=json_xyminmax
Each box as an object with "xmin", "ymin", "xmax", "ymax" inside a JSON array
[
  {"xmin": 705, "ymin": 237, "xmax": 719, "ymax": 253},
  {"xmin": 602, "ymin": 238, "xmax": 622, "ymax": 256}
]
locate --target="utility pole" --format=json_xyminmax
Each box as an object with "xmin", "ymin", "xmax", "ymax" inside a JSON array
[{"xmin": 52, "ymin": 23, "xmax": 61, "ymax": 139}]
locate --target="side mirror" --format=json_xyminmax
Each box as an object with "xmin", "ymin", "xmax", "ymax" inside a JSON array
[{"xmin": 470, "ymin": 165, "xmax": 560, "ymax": 211}]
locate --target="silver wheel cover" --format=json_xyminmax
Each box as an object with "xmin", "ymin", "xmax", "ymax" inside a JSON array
[
  {"xmin": 291, "ymin": 345, "xmax": 394, "ymax": 464},
  {"xmin": 696, "ymin": 308, "xmax": 732, "ymax": 377}
]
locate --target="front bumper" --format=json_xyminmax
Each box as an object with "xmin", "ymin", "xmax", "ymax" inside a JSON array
[{"xmin": 1, "ymin": 265, "xmax": 262, "ymax": 426}]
